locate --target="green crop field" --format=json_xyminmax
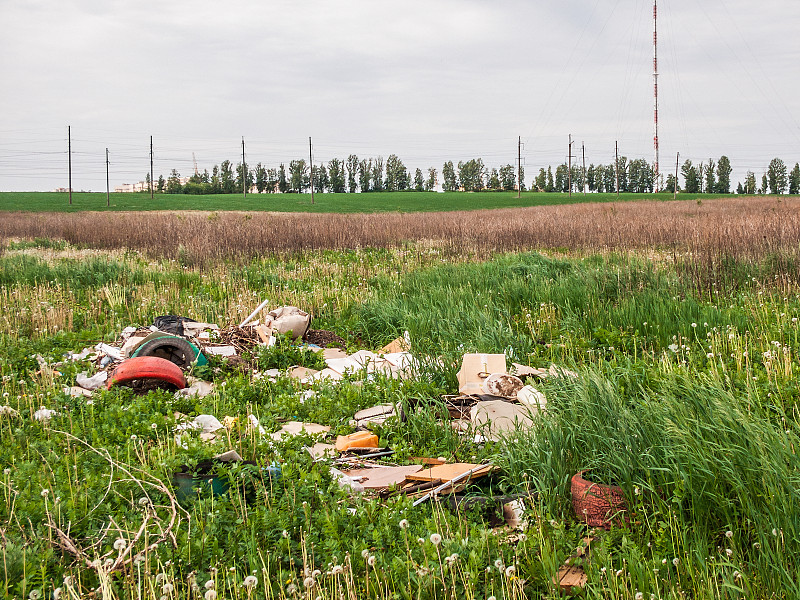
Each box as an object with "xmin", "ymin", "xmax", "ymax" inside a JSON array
[
  {"xmin": 2, "ymin": 198, "xmax": 800, "ymax": 599},
  {"xmin": 0, "ymin": 190, "xmax": 726, "ymax": 213}
]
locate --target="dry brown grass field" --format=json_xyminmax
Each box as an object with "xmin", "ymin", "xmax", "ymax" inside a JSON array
[{"xmin": 2, "ymin": 196, "xmax": 799, "ymax": 294}]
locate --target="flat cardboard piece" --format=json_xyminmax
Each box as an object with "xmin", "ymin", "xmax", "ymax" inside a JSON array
[
  {"xmin": 457, "ymin": 354, "xmax": 506, "ymax": 395},
  {"xmin": 379, "ymin": 337, "xmax": 410, "ymax": 354},
  {"xmin": 322, "ymin": 347, "xmax": 348, "ymax": 360},
  {"xmin": 553, "ymin": 536, "xmax": 595, "ymax": 593},
  {"xmin": 306, "ymin": 443, "xmax": 336, "ymax": 460},
  {"xmin": 289, "ymin": 366, "xmax": 320, "ymax": 380},
  {"xmin": 346, "ymin": 465, "xmax": 423, "ymax": 490},
  {"xmin": 470, "ymin": 400, "xmax": 534, "ymax": 441},
  {"xmin": 406, "ymin": 463, "xmax": 494, "ymax": 483}
]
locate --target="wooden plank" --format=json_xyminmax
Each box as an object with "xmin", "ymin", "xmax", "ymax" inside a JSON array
[
  {"xmin": 345, "ymin": 465, "xmax": 423, "ymax": 490},
  {"xmin": 405, "ymin": 463, "xmax": 495, "ymax": 483}
]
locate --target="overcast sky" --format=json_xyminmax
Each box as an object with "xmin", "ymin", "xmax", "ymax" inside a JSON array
[{"xmin": 1, "ymin": 0, "xmax": 798, "ymax": 192}]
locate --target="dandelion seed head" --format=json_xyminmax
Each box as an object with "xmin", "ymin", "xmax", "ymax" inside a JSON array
[
  {"xmin": 673, "ymin": 557, "xmax": 680, "ymax": 566},
  {"xmin": 429, "ymin": 533, "xmax": 442, "ymax": 546},
  {"xmin": 398, "ymin": 519, "xmax": 409, "ymax": 529},
  {"xmin": 331, "ymin": 565, "xmax": 343, "ymax": 575},
  {"xmin": 504, "ymin": 565, "xmax": 515, "ymax": 577},
  {"xmin": 113, "ymin": 538, "xmax": 127, "ymax": 551},
  {"xmin": 204, "ymin": 580, "xmax": 215, "ymax": 590},
  {"xmin": 204, "ymin": 591, "xmax": 217, "ymax": 600}
]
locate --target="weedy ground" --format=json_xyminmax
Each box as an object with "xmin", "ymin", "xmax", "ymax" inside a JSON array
[{"xmin": 1, "ymin": 214, "xmax": 800, "ymax": 599}]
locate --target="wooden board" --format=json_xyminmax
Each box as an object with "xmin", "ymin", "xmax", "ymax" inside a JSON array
[
  {"xmin": 552, "ymin": 536, "xmax": 596, "ymax": 593},
  {"xmin": 345, "ymin": 465, "xmax": 423, "ymax": 490},
  {"xmin": 405, "ymin": 463, "xmax": 495, "ymax": 483}
]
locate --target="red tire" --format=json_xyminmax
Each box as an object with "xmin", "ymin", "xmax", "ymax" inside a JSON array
[
  {"xmin": 571, "ymin": 471, "xmax": 629, "ymax": 529},
  {"xmin": 107, "ymin": 356, "xmax": 187, "ymax": 391}
]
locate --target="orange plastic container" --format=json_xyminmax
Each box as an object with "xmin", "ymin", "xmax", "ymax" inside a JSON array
[{"xmin": 335, "ymin": 431, "xmax": 379, "ymax": 452}]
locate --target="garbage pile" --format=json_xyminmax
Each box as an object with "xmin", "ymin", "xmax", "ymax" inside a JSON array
[{"xmin": 47, "ymin": 300, "xmax": 594, "ymax": 572}]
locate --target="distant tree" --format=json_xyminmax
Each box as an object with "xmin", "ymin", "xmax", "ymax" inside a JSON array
[
  {"xmin": 704, "ymin": 159, "xmax": 716, "ymax": 194},
  {"xmin": 358, "ymin": 159, "xmax": 371, "ymax": 193},
  {"xmin": 603, "ymin": 164, "xmax": 616, "ymax": 193},
  {"xmin": 616, "ymin": 157, "xmax": 629, "ymax": 192},
  {"xmin": 346, "ymin": 154, "xmax": 359, "ymax": 193},
  {"xmin": 546, "ymin": 166, "xmax": 555, "ymax": 192},
  {"xmin": 312, "ymin": 165, "xmax": 328, "ymax": 193},
  {"xmin": 715, "ymin": 156, "xmax": 732, "ymax": 194},
  {"xmin": 220, "ymin": 160, "xmax": 235, "ymax": 194},
  {"xmin": 414, "ymin": 168, "xmax": 424, "ymax": 191},
  {"xmin": 789, "ymin": 163, "xmax": 800, "ymax": 195},
  {"xmin": 761, "ymin": 173, "xmax": 768, "ymax": 194},
  {"xmin": 210, "ymin": 165, "xmax": 220, "ymax": 193},
  {"xmin": 328, "ymin": 158, "xmax": 346, "ymax": 193},
  {"xmin": 145, "ymin": 173, "xmax": 151, "ymax": 190},
  {"xmin": 166, "ymin": 169, "xmax": 182, "ymax": 194},
  {"xmin": 767, "ymin": 158, "xmax": 788, "ymax": 194},
  {"xmin": 743, "ymin": 171, "xmax": 757, "ymax": 195},
  {"xmin": 586, "ymin": 164, "xmax": 596, "ymax": 192},
  {"xmin": 681, "ymin": 160, "xmax": 699, "ymax": 193},
  {"xmin": 628, "ymin": 158, "xmax": 653, "ymax": 193},
  {"xmin": 499, "ymin": 164, "xmax": 516, "ymax": 191},
  {"xmin": 201, "ymin": 169, "xmax": 210, "ymax": 184},
  {"xmin": 265, "ymin": 168, "xmax": 278, "ymax": 193},
  {"xmin": 372, "ymin": 157, "xmax": 384, "ymax": 192},
  {"xmin": 235, "ymin": 162, "xmax": 254, "ymax": 193},
  {"xmin": 425, "ymin": 167, "xmax": 437, "ymax": 191},
  {"xmin": 457, "ymin": 159, "xmax": 485, "ymax": 192},
  {"xmin": 255, "ymin": 163, "xmax": 267, "ymax": 193},
  {"xmin": 570, "ymin": 165, "xmax": 584, "ymax": 193},
  {"xmin": 278, "ymin": 163, "xmax": 288, "ymax": 193},
  {"xmin": 519, "ymin": 165, "xmax": 525, "ymax": 191},
  {"xmin": 442, "ymin": 161, "xmax": 457, "ymax": 191},
  {"xmin": 736, "ymin": 182, "xmax": 744, "ymax": 194},
  {"xmin": 289, "ymin": 159, "xmax": 310, "ymax": 193},
  {"xmin": 157, "ymin": 174, "xmax": 165, "ymax": 193},
  {"xmin": 534, "ymin": 168, "xmax": 547, "ymax": 192},
  {"xmin": 555, "ymin": 164, "xmax": 568, "ymax": 193},
  {"xmin": 385, "ymin": 155, "xmax": 409, "ymax": 191},
  {"xmin": 487, "ymin": 168, "xmax": 500, "ymax": 190},
  {"xmin": 665, "ymin": 173, "xmax": 678, "ymax": 193}
]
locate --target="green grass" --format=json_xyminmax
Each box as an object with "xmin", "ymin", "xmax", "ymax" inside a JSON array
[
  {"xmin": 0, "ymin": 190, "xmax": 730, "ymax": 213},
  {"xmin": 2, "ymin": 240, "xmax": 800, "ymax": 598}
]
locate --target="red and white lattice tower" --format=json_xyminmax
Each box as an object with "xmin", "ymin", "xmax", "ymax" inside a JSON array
[{"xmin": 653, "ymin": 0, "xmax": 660, "ymax": 192}]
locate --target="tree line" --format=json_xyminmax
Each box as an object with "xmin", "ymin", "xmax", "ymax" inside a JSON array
[{"xmin": 151, "ymin": 153, "xmax": 800, "ymax": 195}]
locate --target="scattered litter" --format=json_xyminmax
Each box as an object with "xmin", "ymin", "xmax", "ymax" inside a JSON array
[
  {"xmin": 239, "ymin": 298, "xmax": 271, "ymax": 327},
  {"xmin": 322, "ymin": 348, "xmax": 348, "ymax": 360},
  {"xmin": 457, "ymin": 354, "xmax": 506, "ymax": 395},
  {"xmin": 247, "ymin": 414, "xmax": 266, "ymax": 434},
  {"xmin": 214, "ymin": 449, "xmax": 243, "ymax": 462},
  {"xmin": 470, "ymin": 400, "xmax": 534, "ymax": 442},
  {"xmin": 175, "ymin": 414, "xmax": 225, "ymax": 434},
  {"xmin": 517, "ymin": 385, "xmax": 547, "ymax": 411},
  {"xmin": 175, "ymin": 377, "xmax": 214, "ymax": 398},
  {"xmin": 96, "ymin": 343, "xmax": 124, "ymax": 362},
  {"xmin": 350, "ymin": 404, "xmax": 398, "ymax": 428},
  {"xmin": 130, "ymin": 334, "xmax": 205, "ymax": 368},
  {"xmin": 412, "ymin": 463, "xmax": 495, "ymax": 506},
  {"xmin": 335, "ymin": 431, "xmax": 379, "ymax": 452},
  {"xmin": 204, "ymin": 345, "xmax": 237, "ymax": 357},
  {"xmin": 553, "ymin": 536, "xmax": 596, "ymax": 593},
  {"xmin": 270, "ymin": 421, "xmax": 330, "ymax": 441},
  {"xmin": 482, "ymin": 373, "xmax": 524, "ymax": 398},
  {"xmin": 264, "ymin": 306, "xmax": 311, "ymax": 339},
  {"xmin": 63, "ymin": 386, "xmax": 93, "ymax": 398},
  {"xmin": 76, "ymin": 371, "xmax": 108, "ymax": 391},
  {"xmin": 330, "ymin": 468, "xmax": 365, "ymax": 494},
  {"xmin": 502, "ymin": 499, "xmax": 529, "ymax": 530},
  {"xmin": 65, "ymin": 348, "xmax": 94, "ymax": 362},
  {"xmin": 33, "ymin": 407, "xmax": 57, "ymax": 423},
  {"xmin": 378, "ymin": 332, "xmax": 411, "ymax": 355},
  {"xmin": 288, "ymin": 366, "xmax": 320, "ymax": 381},
  {"xmin": 512, "ymin": 362, "xmax": 578, "ymax": 380},
  {"xmin": 344, "ymin": 465, "xmax": 423, "ymax": 491},
  {"xmin": 306, "ymin": 443, "xmax": 336, "ymax": 460}
]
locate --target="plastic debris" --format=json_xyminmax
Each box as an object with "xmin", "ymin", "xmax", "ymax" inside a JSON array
[
  {"xmin": 76, "ymin": 371, "xmax": 108, "ymax": 391},
  {"xmin": 335, "ymin": 431, "xmax": 379, "ymax": 452},
  {"xmin": 330, "ymin": 468, "xmax": 365, "ymax": 494}
]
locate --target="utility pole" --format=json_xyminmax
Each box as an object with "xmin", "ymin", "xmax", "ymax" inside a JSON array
[
  {"xmin": 242, "ymin": 137, "xmax": 247, "ymax": 199},
  {"xmin": 674, "ymin": 152, "xmax": 679, "ymax": 200},
  {"xmin": 568, "ymin": 134, "xmax": 574, "ymax": 197},
  {"xmin": 615, "ymin": 141, "xmax": 620, "ymax": 199},
  {"xmin": 653, "ymin": 0, "xmax": 660, "ymax": 193},
  {"xmin": 105, "ymin": 148, "xmax": 110, "ymax": 207},
  {"xmin": 581, "ymin": 142, "xmax": 586, "ymax": 196},
  {"xmin": 68, "ymin": 125, "xmax": 72, "ymax": 205},
  {"xmin": 309, "ymin": 136, "xmax": 315, "ymax": 205},
  {"xmin": 150, "ymin": 136, "xmax": 154, "ymax": 199},
  {"xmin": 517, "ymin": 136, "xmax": 522, "ymax": 199}
]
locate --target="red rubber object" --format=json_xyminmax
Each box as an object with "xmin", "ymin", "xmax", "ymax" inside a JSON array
[
  {"xmin": 107, "ymin": 356, "xmax": 187, "ymax": 390},
  {"xmin": 571, "ymin": 471, "xmax": 629, "ymax": 529}
]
